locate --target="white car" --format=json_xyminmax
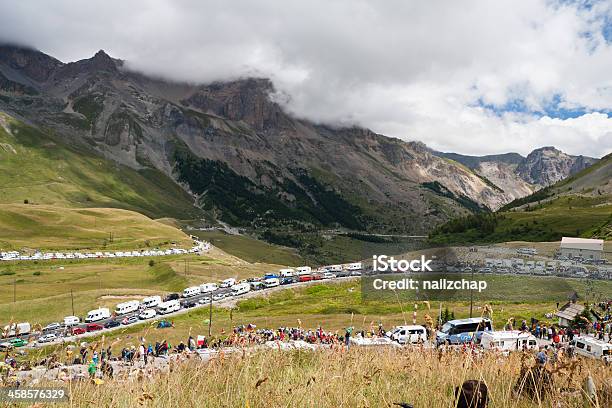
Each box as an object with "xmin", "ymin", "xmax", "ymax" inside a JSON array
[
  {"xmin": 43, "ymin": 322, "xmax": 61, "ymax": 332},
  {"xmin": 138, "ymin": 309, "xmax": 157, "ymax": 320},
  {"xmin": 323, "ymin": 272, "xmax": 337, "ymax": 279},
  {"xmin": 212, "ymin": 293, "xmax": 225, "ymax": 301},
  {"xmin": 199, "ymin": 297, "xmax": 211, "ymax": 304},
  {"xmin": 38, "ymin": 333, "xmax": 57, "ymax": 343}
]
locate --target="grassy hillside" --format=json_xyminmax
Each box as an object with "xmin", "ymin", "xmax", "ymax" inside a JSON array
[
  {"xmin": 0, "ymin": 112, "xmax": 201, "ymax": 219},
  {"xmin": 430, "ymin": 195, "xmax": 612, "ymax": 244},
  {"xmin": 0, "ymin": 204, "xmax": 194, "ymax": 250}
]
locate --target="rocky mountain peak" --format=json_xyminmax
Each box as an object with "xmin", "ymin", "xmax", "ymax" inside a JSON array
[{"xmin": 0, "ymin": 44, "xmax": 63, "ymax": 82}]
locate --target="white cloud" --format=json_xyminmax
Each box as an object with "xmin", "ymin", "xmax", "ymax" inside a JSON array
[{"xmin": 0, "ymin": 0, "xmax": 611, "ymax": 157}]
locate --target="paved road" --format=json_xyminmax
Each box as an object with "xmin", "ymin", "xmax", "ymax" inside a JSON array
[{"xmin": 7, "ymin": 271, "xmax": 361, "ymax": 348}]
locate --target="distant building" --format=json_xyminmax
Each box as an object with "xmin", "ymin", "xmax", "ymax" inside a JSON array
[
  {"xmin": 555, "ymin": 302, "xmax": 585, "ymax": 327},
  {"xmin": 559, "ymin": 237, "xmax": 604, "ymax": 261}
]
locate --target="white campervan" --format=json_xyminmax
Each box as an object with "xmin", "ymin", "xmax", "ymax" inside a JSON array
[
  {"xmin": 571, "ymin": 336, "xmax": 611, "ymax": 362},
  {"xmin": 263, "ymin": 277, "xmax": 280, "ymax": 288},
  {"xmin": 115, "ymin": 300, "xmax": 140, "ymax": 315},
  {"xmin": 279, "ymin": 268, "xmax": 295, "ymax": 277},
  {"xmin": 86, "ymin": 308, "xmax": 111, "ymax": 322},
  {"xmin": 388, "ymin": 325, "xmax": 427, "ymax": 344},
  {"xmin": 183, "ymin": 286, "xmax": 201, "ymax": 298},
  {"xmin": 296, "ymin": 266, "xmax": 311, "ymax": 276},
  {"xmin": 157, "ymin": 300, "xmax": 181, "ymax": 315},
  {"xmin": 142, "ymin": 295, "xmax": 162, "ymax": 309},
  {"xmin": 346, "ymin": 262, "xmax": 363, "ymax": 271},
  {"xmin": 481, "ymin": 331, "xmax": 538, "ymax": 352},
  {"xmin": 328, "ymin": 264, "xmax": 343, "ymax": 273},
  {"xmin": 231, "ymin": 282, "xmax": 251, "ymax": 296},
  {"xmin": 63, "ymin": 316, "xmax": 80, "ymax": 327},
  {"xmin": 3, "ymin": 322, "xmax": 31, "ymax": 337},
  {"xmin": 220, "ymin": 278, "xmax": 236, "ymax": 288},
  {"xmin": 199, "ymin": 283, "xmax": 218, "ymax": 293}
]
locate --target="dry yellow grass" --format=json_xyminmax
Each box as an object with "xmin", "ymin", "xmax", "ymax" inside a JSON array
[{"xmin": 52, "ymin": 347, "xmax": 610, "ymax": 407}]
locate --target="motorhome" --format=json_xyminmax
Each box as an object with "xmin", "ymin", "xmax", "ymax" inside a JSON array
[
  {"xmin": 570, "ymin": 336, "xmax": 611, "ymax": 362},
  {"xmin": 86, "ymin": 308, "xmax": 111, "ymax": 323},
  {"xmin": 3, "ymin": 322, "xmax": 31, "ymax": 337},
  {"xmin": 279, "ymin": 268, "xmax": 295, "ymax": 277},
  {"xmin": 182, "ymin": 286, "xmax": 201, "ymax": 298},
  {"xmin": 231, "ymin": 282, "xmax": 251, "ymax": 296},
  {"xmin": 142, "ymin": 296, "xmax": 162, "ymax": 309},
  {"xmin": 264, "ymin": 277, "xmax": 280, "ymax": 288},
  {"xmin": 387, "ymin": 325, "xmax": 427, "ymax": 344},
  {"xmin": 345, "ymin": 262, "xmax": 363, "ymax": 271},
  {"xmin": 199, "ymin": 283, "xmax": 218, "ymax": 293},
  {"xmin": 63, "ymin": 316, "xmax": 80, "ymax": 327},
  {"xmin": 296, "ymin": 266, "xmax": 312, "ymax": 275},
  {"xmin": 436, "ymin": 317, "xmax": 493, "ymax": 345},
  {"xmin": 327, "ymin": 264, "xmax": 343, "ymax": 273},
  {"xmin": 157, "ymin": 300, "xmax": 181, "ymax": 315},
  {"xmin": 115, "ymin": 300, "xmax": 140, "ymax": 315},
  {"xmin": 220, "ymin": 278, "xmax": 236, "ymax": 288},
  {"xmin": 481, "ymin": 331, "xmax": 537, "ymax": 351}
]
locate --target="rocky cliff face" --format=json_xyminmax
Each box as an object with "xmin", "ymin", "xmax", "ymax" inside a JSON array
[
  {"xmin": 516, "ymin": 146, "xmax": 597, "ymax": 187},
  {"xmin": 0, "ymin": 45, "xmax": 596, "ymax": 232}
]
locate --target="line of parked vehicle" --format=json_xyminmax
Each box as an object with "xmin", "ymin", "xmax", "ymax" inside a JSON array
[
  {"xmin": 1, "ymin": 262, "xmax": 364, "ymax": 347},
  {"xmin": 0, "ymin": 241, "xmax": 210, "ymax": 262}
]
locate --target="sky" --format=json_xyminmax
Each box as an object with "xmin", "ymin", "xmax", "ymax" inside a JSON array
[{"xmin": 1, "ymin": 0, "xmax": 611, "ymax": 157}]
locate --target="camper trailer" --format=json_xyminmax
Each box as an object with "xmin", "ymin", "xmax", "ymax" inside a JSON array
[
  {"xmin": 295, "ymin": 266, "xmax": 312, "ymax": 275},
  {"xmin": 86, "ymin": 308, "xmax": 111, "ymax": 323},
  {"xmin": 327, "ymin": 264, "xmax": 343, "ymax": 273},
  {"xmin": 231, "ymin": 282, "xmax": 251, "ymax": 296},
  {"xmin": 157, "ymin": 300, "xmax": 181, "ymax": 315},
  {"xmin": 63, "ymin": 316, "xmax": 80, "ymax": 327},
  {"xmin": 570, "ymin": 336, "xmax": 611, "ymax": 362},
  {"xmin": 263, "ymin": 277, "xmax": 280, "ymax": 288},
  {"xmin": 142, "ymin": 296, "xmax": 162, "ymax": 309},
  {"xmin": 182, "ymin": 286, "xmax": 201, "ymax": 298},
  {"xmin": 279, "ymin": 268, "xmax": 295, "ymax": 277},
  {"xmin": 116, "ymin": 300, "xmax": 140, "ymax": 315},
  {"xmin": 481, "ymin": 331, "xmax": 537, "ymax": 352},
  {"xmin": 220, "ymin": 278, "xmax": 236, "ymax": 288},
  {"xmin": 199, "ymin": 283, "xmax": 218, "ymax": 293}
]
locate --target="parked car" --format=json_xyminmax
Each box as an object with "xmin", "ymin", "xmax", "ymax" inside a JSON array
[
  {"xmin": 9, "ymin": 338, "xmax": 26, "ymax": 347},
  {"xmin": 138, "ymin": 309, "xmax": 157, "ymax": 320},
  {"xmin": 199, "ymin": 297, "xmax": 211, "ymax": 304},
  {"xmin": 323, "ymin": 272, "xmax": 337, "ymax": 279},
  {"xmin": 164, "ymin": 293, "xmax": 180, "ymax": 302},
  {"xmin": 212, "ymin": 293, "xmax": 225, "ymax": 301},
  {"xmin": 121, "ymin": 315, "xmax": 139, "ymax": 325},
  {"xmin": 42, "ymin": 322, "xmax": 61, "ymax": 332},
  {"xmin": 38, "ymin": 333, "xmax": 57, "ymax": 343},
  {"xmin": 104, "ymin": 320, "xmax": 120, "ymax": 329},
  {"xmin": 182, "ymin": 301, "xmax": 197, "ymax": 308},
  {"xmin": 86, "ymin": 323, "xmax": 104, "ymax": 332},
  {"xmin": 72, "ymin": 327, "xmax": 86, "ymax": 335}
]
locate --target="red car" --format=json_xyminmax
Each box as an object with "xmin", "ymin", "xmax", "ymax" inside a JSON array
[
  {"xmin": 298, "ymin": 275, "xmax": 313, "ymax": 282},
  {"xmin": 86, "ymin": 323, "xmax": 103, "ymax": 332},
  {"xmin": 312, "ymin": 273, "xmax": 323, "ymax": 281},
  {"xmin": 71, "ymin": 327, "xmax": 86, "ymax": 335}
]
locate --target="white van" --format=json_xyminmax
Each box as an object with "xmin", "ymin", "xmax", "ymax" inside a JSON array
[
  {"xmin": 571, "ymin": 336, "xmax": 611, "ymax": 362},
  {"xmin": 142, "ymin": 295, "xmax": 162, "ymax": 309},
  {"xmin": 481, "ymin": 331, "xmax": 538, "ymax": 352},
  {"xmin": 220, "ymin": 278, "xmax": 236, "ymax": 288},
  {"xmin": 183, "ymin": 286, "xmax": 201, "ymax": 298},
  {"xmin": 279, "ymin": 268, "xmax": 295, "ymax": 277},
  {"xmin": 86, "ymin": 308, "xmax": 111, "ymax": 322},
  {"xmin": 115, "ymin": 300, "xmax": 140, "ymax": 315},
  {"xmin": 388, "ymin": 325, "xmax": 427, "ymax": 344},
  {"xmin": 157, "ymin": 300, "xmax": 181, "ymax": 315},
  {"xmin": 231, "ymin": 282, "xmax": 251, "ymax": 296},
  {"xmin": 63, "ymin": 316, "xmax": 80, "ymax": 327},
  {"xmin": 199, "ymin": 283, "xmax": 218, "ymax": 293},
  {"xmin": 296, "ymin": 266, "xmax": 311, "ymax": 275},
  {"xmin": 3, "ymin": 322, "xmax": 31, "ymax": 337},
  {"xmin": 264, "ymin": 277, "xmax": 280, "ymax": 288}
]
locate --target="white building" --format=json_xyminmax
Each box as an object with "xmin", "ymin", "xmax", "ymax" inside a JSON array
[{"xmin": 559, "ymin": 237, "xmax": 604, "ymax": 261}]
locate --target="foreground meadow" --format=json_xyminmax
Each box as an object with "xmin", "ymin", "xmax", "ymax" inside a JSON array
[{"xmin": 53, "ymin": 347, "xmax": 610, "ymax": 407}]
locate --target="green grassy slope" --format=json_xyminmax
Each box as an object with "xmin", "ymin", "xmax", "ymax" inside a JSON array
[
  {"xmin": 0, "ymin": 112, "xmax": 201, "ymax": 219},
  {"xmin": 0, "ymin": 204, "xmax": 193, "ymax": 250}
]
